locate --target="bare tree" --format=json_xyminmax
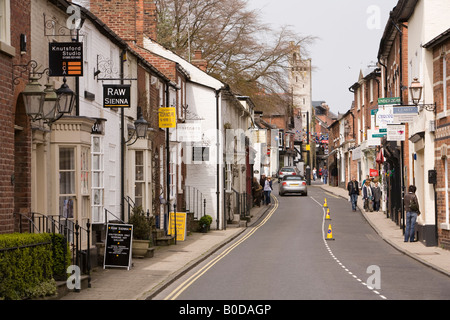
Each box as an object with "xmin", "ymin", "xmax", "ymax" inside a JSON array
[{"xmin": 156, "ymin": 0, "xmax": 315, "ymax": 113}]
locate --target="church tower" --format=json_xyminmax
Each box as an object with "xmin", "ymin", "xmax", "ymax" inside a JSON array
[
  {"xmin": 288, "ymin": 42, "xmax": 312, "ymax": 134},
  {"xmin": 289, "ymin": 42, "xmax": 313, "ymax": 168}
]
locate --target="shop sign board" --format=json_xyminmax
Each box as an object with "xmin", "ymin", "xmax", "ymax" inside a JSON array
[
  {"xmin": 104, "ymin": 223, "xmax": 133, "ymax": 270},
  {"xmin": 49, "ymin": 42, "xmax": 83, "ymax": 77}
]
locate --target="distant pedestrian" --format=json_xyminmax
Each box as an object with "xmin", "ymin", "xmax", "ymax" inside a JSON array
[
  {"xmin": 362, "ymin": 180, "xmax": 373, "ymax": 212},
  {"xmin": 263, "ymin": 176, "xmax": 273, "ymax": 205},
  {"xmin": 347, "ymin": 177, "xmax": 360, "ymax": 212},
  {"xmin": 313, "ymin": 167, "xmax": 317, "ymax": 181},
  {"xmin": 404, "ymin": 185, "xmax": 420, "ymax": 242},
  {"xmin": 252, "ymin": 177, "xmax": 262, "ymax": 207},
  {"xmin": 372, "ymin": 182, "xmax": 382, "ymax": 212},
  {"xmin": 322, "ymin": 165, "xmax": 328, "ymax": 184}
]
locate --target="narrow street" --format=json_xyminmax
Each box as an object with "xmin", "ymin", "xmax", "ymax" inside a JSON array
[{"xmin": 152, "ymin": 182, "xmax": 450, "ymax": 300}]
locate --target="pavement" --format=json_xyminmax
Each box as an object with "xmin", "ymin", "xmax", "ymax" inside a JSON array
[{"xmin": 60, "ymin": 183, "xmax": 450, "ymax": 300}]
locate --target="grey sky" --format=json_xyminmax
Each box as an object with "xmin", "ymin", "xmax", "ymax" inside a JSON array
[{"xmin": 247, "ymin": 0, "xmax": 398, "ymax": 114}]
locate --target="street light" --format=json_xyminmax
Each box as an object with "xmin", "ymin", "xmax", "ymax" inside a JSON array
[
  {"xmin": 409, "ymin": 77, "xmax": 423, "ymax": 105},
  {"xmin": 22, "ymin": 74, "xmax": 46, "ymax": 121},
  {"xmin": 41, "ymin": 83, "xmax": 59, "ymax": 122},
  {"xmin": 125, "ymin": 107, "xmax": 149, "ymax": 146},
  {"xmin": 409, "ymin": 77, "xmax": 436, "ymax": 112},
  {"xmin": 55, "ymin": 77, "xmax": 76, "ymax": 116}
]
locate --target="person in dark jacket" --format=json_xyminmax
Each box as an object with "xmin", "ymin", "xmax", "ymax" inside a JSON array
[
  {"xmin": 404, "ymin": 185, "xmax": 420, "ymax": 242},
  {"xmin": 347, "ymin": 177, "xmax": 360, "ymax": 212},
  {"xmin": 372, "ymin": 181, "xmax": 382, "ymax": 212}
]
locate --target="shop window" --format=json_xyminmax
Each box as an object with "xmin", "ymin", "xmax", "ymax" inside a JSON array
[
  {"xmin": 135, "ymin": 150, "xmax": 144, "ymax": 208},
  {"xmin": 59, "ymin": 147, "xmax": 75, "ymax": 218},
  {"xmin": 92, "ymin": 136, "xmax": 104, "ymax": 223},
  {"xmin": 0, "ymin": 0, "xmax": 11, "ymax": 45}
]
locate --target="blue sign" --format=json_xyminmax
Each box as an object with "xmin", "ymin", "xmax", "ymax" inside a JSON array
[{"xmin": 393, "ymin": 106, "xmax": 418, "ymax": 114}]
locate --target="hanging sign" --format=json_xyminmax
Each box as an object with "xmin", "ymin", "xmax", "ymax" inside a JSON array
[
  {"xmin": 103, "ymin": 223, "xmax": 133, "ymax": 270},
  {"xmin": 387, "ymin": 124, "xmax": 406, "ymax": 141},
  {"xmin": 49, "ymin": 42, "xmax": 83, "ymax": 77},
  {"xmin": 103, "ymin": 84, "xmax": 131, "ymax": 108},
  {"xmin": 159, "ymin": 107, "xmax": 177, "ymax": 128}
]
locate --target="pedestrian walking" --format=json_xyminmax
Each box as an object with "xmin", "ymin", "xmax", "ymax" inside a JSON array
[
  {"xmin": 404, "ymin": 185, "xmax": 420, "ymax": 242},
  {"xmin": 362, "ymin": 180, "xmax": 373, "ymax": 212},
  {"xmin": 263, "ymin": 176, "xmax": 273, "ymax": 205},
  {"xmin": 313, "ymin": 167, "xmax": 317, "ymax": 181},
  {"xmin": 252, "ymin": 177, "xmax": 262, "ymax": 207},
  {"xmin": 347, "ymin": 177, "xmax": 360, "ymax": 211},
  {"xmin": 322, "ymin": 165, "xmax": 328, "ymax": 184},
  {"xmin": 372, "ymin": 181, "xmax": 382, "ymax": 212}
]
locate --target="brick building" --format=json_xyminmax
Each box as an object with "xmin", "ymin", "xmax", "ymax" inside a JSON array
[
  {"xmin": 377, "ymin": 2, "xmax": 410, "ymax": 226},
  {"xmin": 327, "ymin": 106, "xmax": 356, "ymax": 188},
  {"xmin": 0, "ymin": 0, "xmax": 32, "ymax": 234},
  {"xmin": 424, "ymin": 28, "xmax": 450, "ymax": 249}
]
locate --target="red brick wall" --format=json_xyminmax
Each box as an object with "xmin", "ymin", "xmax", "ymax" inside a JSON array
[
  {"xmin": 90, "ymin": 0, "xmax": 157, "ymax": 46},
  {"xmin": 0, "ymin": 0, "xmax": 32, "ymax": 234},
  {"xmin": 432, "ymin": 39, "xmax": 450, "ymax": 249}
]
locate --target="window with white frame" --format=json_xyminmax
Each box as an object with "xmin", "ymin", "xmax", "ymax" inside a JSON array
[
  {"xmin": 135, "ymin": 150, "xmax": 145, "ymax": 208},
  {"xmin": 169, "ymin": 147, "xmax": 176, "ymax": 200},
  {"xmin": 225, "ymin": 163, "xmax": 232, "ymax": 193},
  {"xmin": 443, "ymin": 54, "xmax": 447, "ymax": 113},
  {"xmin": 0, "ymin": 0, "xmax": 11, "ymax": 45},
  {"xmin": 59, "ymin": 147, "xmax": 76, "ymax": 219},
  {"xmin": 92, "ymin": 136, "xmax": 104, "ymax": 223},
  {"xmin": 370, "ymin": 79, "xmax": 374, "ymax": 102},
  {"xmin": 445, "ymin": 157, "xmax": 449, "ymax": 228}
]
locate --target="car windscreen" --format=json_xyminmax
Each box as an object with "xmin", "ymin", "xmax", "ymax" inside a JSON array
[
  {"xmin": 283, "ymin": 176, "xmax": 303, "ymax": 180},
  {"xmin": 281, "ymin": 168, "xmax": 295, "ymax": 172}
]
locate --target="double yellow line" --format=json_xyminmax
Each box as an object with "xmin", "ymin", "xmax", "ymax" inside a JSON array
[{"xmin": 164, "ymin": 196, "xmax": 279, "ymax": 300}]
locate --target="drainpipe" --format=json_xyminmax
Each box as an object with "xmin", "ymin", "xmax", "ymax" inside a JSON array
[
  {"xmin": 120, "ymin": 49, "xmax": 125, "ymax": 221},
  {"xmin": 215, "ymin": 88, "xmax": 222, "ymax": 230}
]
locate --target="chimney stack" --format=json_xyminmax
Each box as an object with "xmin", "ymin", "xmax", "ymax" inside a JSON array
[{"xmin": 192, "ymin": 50, "xmax": 208, "ymax": 72}]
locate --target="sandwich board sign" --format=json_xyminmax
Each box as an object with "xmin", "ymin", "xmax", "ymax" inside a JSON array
[{"xmin": 104, "ymin": 223, "xmax": 133, "ymax": 270}]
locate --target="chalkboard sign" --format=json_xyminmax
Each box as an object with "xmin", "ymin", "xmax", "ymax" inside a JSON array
[{"xmin": 104, "ymin": 224, "xmax": 133, "ymax": 270}]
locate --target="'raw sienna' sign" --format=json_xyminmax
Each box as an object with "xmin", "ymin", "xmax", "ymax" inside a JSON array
[
  {"xmin": 104, "ymin": 223, "xmax": 133, "ymax": 270},
  {"xmin": 103, "ymin": 84, "xmax": 131, "ymax": 108}
]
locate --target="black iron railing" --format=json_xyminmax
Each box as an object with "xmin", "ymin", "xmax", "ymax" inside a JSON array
[{"xmin": 13, "ymin": 212, "xmax": 91, "ymax": 289}]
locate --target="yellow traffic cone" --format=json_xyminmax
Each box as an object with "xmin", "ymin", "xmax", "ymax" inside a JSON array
[
  {"xmin": 326, "ymin": 224, "xmax": 335, "ymax": 240},
  {"xmin": 326, "ymin": 208, "xmax": 332, "ymax": 220},
  {"xmin": 324, "ymin": 198, "xmax": 328, "ymax": 208}
]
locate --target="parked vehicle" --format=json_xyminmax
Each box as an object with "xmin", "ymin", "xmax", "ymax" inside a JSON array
[
  {"xmin": 278, "ymin": 166, "xmax": 301, "ymax": 183},
  {"xmin": 279, "ymin": 175, "xmax": 308, "ymax": 196}
]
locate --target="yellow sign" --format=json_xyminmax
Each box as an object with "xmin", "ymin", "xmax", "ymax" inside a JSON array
[
  {"xmin": 306, "ymin": 144, "xmax": 311, "ymax": 151},
  {"xmin": 159, "ymin": 107, "xmax": 177, "ymax": 128},
  {"xmin": 168, "ymin": 212, "xmax": 187, "ymax": 241}
]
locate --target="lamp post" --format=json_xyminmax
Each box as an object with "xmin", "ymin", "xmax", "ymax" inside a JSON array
[
  {"xmin": 409, "ymin": 77, "xmax": 436, "ymax": 112},
  {"xmin": 20, "ymin": 67, "xmax": 76, "ymax": 124},
  {"xmin": 21, "ymin": 75, "xmax": 46, "ymax": 121}
]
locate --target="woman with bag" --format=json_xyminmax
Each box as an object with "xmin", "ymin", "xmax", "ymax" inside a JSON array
[
  {"xmin": 263, "ymin": 177, "xmax": 273, "ymax": 205},
  {"xmin": 404, "ymin": 185, "xmax": 420, "ymax": 242}
]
